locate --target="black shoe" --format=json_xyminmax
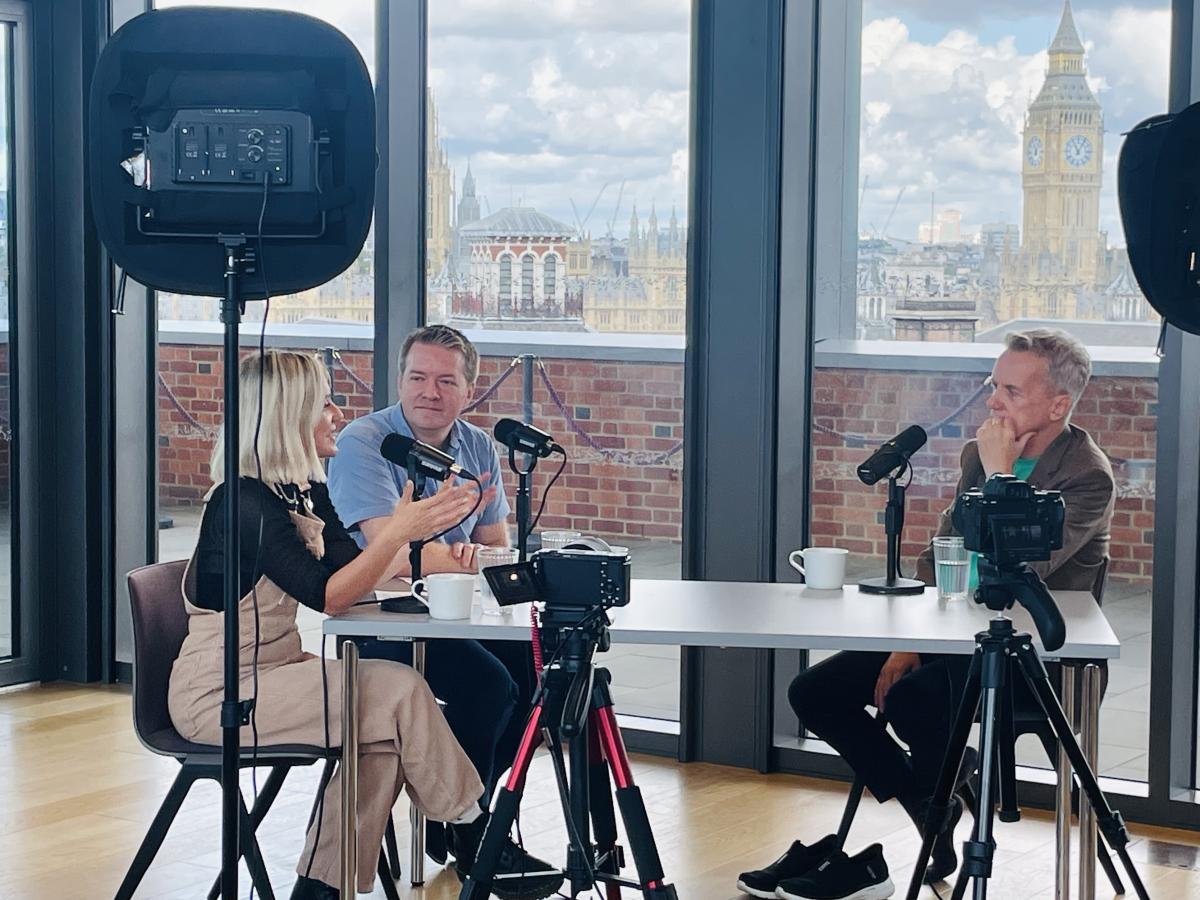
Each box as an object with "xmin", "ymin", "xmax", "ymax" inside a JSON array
[
  {"xmin": 735, "ymin": 834, "xmax": 840, "ymax": 898},
  {"xmin": 775, "ymin": 843, "xmax": 895, "ymax": 900},
  {"xmin": 289, "ymin": 875, "xmax": 339, "ymax": 900},
  {"xmin": 453, "ymin": 820, "xmax": 563, "ymax": 900},
  {"xmin": 925, "ymin": 794, "xmax": 965, "ymax": 884},
  {"xmin": 956, "ymin": 746, "xmax": 979, "ymax": 791},
  {"xmin": 426, "ymin": 818, "xmax": 450, "ymax": 865}
]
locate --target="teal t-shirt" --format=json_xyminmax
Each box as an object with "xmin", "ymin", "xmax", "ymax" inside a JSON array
[{"xmin": 967, "ymin": 457, "xmax": 1038, "ymax": 591}]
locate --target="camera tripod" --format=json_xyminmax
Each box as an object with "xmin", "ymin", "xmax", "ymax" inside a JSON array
[
  {"xmin": 459, "ymin": 608, "xmax": 678, "ymax": 899},
  {"xmin": 905, "ymin": 610, "xmax": 1148, "ymax": 900}
]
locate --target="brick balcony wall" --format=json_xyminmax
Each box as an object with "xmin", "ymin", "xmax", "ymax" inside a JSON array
[
  {"xmin": 157, "ymin": 344, "xmax": 684, "ymax": 542},
  {"xmin": 157, "ymin": 341, "xmax": 1155, "ymax": 579}
]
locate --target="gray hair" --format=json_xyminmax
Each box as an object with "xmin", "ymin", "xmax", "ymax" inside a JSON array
[
  {"xmin": 1004, "ymin": 328, "xmax": 1092, "ymax": 412},
  {"xmin": 398, "ymin": 324, "xmax": 479, "ymax": 384}
]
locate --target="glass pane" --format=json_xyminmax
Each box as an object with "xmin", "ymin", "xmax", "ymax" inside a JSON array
[
  {"xmin": 0, "ymin": 24, "xmax": 13, "ymax": 661},
  {"xmin": 153, "ymin": 0, "xmax": 376, "ymax": 579},
  {"xmin": 782, "ymin": 1, "xmax": 1168, "ymax": 785},
  {"xmin": 427, "ymin": 2, "xmax": 692, "ymax": 721}
]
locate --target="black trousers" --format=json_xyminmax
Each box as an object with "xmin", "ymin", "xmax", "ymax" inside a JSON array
[
  {"xmin": 788, "ymin": 651, "xmax": 972, "ymax": 807},
  {"xmin": 355, "ymin": 637, "xmax": 537, "ymax": 794}
]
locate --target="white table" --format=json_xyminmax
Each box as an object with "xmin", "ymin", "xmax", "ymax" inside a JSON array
[{"xmin": 324, "ymin": 580, "xmax": 1120, "ymax": 899}]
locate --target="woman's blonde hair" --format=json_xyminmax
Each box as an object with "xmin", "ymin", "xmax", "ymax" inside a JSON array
[{"xmin": 210, "ymin": 350, "xmax": 329, "ymax": 487}]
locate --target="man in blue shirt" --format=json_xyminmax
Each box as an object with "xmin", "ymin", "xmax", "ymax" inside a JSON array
[{"xmin": 328, "ymin": 325, "xmax": 557, "ymax": 895}]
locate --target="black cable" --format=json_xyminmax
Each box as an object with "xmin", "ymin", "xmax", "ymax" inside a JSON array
[
  {"xmin": 529, "ymin": 446, "xmax": 567, "ymax": 533},
  {"xmin": 426, "ymin": 469, "xmax": 486, "ymax": 544},
  {"xmin": 246, "ymin": 172, "xmax": 271, "ymax": 900}
]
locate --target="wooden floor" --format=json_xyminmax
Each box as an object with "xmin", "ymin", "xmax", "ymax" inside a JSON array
[{"xmin": 2, "ymin": 683, "xmax": 1198, "ymax": 899}]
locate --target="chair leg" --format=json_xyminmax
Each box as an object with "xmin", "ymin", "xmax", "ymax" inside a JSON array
[
  {"xmin": 114, "ymin": 766, "xmax": 200, "ymax": 900},
  {"xmin": 835, "ymin": 778, "xmax": 866, "ymax": 851},
  {"xmin": 208, "ymin": 766, "xmax": 294, "ymax": 900},
  {"xmin": 384, "ymin": 814, "xmax": 403, "ymax": 880},
  {"xmin": 239, "ymin": 793, "xmax": 276, "ymax": 900},
  {"xmin": 378, "ymin": 848, "xmax": 402, "ymax": 900}
]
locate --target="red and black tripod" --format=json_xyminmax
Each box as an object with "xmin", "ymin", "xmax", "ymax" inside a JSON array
[{"xmin": 458, "ymin": 607, "xmax": 678, "ymax": 899}]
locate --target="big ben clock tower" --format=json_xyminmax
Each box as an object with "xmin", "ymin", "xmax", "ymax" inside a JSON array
[{"xmin": 1005, "ymin": 1, "xmax": 1106, "ymax": 320}]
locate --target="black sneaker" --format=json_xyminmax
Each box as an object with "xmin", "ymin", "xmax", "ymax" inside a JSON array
[
  {"xmin": 775, "ymin": 843, "xmax": 894, "ymax": 900},
  {"xmin": 454, "ymin": 834, "xmax": 564, "ymax": 900},
  {"xmin": 735, "ymin": 834, "xmax": 839, "ymax": 898}
]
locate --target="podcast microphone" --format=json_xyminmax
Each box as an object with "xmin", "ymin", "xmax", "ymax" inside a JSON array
[
  {"xmin": 379, "ymin": 432, "xmax": 476, "ymax": 482},
  {"xmin": 856, "ymin": 425, "xmax": 927, "ymax": 485},
  {"xmin": 494, "ymin": 418, "xmax": 561, "ymax": 458}
]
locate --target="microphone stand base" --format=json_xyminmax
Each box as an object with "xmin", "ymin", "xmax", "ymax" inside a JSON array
[{"xmin": 858, "ymin": 576, "xmax": 925, "ymax": 595}]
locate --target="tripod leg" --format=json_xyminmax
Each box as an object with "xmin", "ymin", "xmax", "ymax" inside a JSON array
[
  {"xmin": 592, "ymin": 702, "xmax": 678, "ymax": 899},
  {"xmin": 458, "ymin": 703, "xmax": 546, "ymax": 900},
  {"xmin": 587, "ymin": 717, "xmax": 624, "ymax": 885},
  {"xmin": 997, "ymin": 667, "xmax": 1020, "ymax": 823},
  {"xmin": 1011, "ymin": 647, "xmax": 1149, "ymax": 900},
  {"xmin": 905, "ymin": 650, "xmax": 983, "ymax": 900}
]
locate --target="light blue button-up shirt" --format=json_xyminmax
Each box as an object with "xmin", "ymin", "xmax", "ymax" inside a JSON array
[{"xmin": 327, "ymin": 403, "xmax": 510, "ymax": 548}]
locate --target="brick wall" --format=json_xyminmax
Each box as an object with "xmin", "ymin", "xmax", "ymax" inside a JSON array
[
  {"xmin": 157, "ymin": 344, "xmax": 684, "ymax": 542},
  {"xmin": 157, "ymin": 343, "xmax": 1156, "ymax": 580}
]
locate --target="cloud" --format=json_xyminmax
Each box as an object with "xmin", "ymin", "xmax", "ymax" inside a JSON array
[
  {"xmin": 857, "ymin": 6, "xmax": 1170, "ymax": 246},
  {"xmin": 867, "ymin": 0, "xmax": 1166, "ymax": 27}
]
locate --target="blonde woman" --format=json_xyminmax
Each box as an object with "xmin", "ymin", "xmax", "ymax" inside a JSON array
[{"xmin": 165, "ymin": 351, "xmax": 558, "ymax": 900}]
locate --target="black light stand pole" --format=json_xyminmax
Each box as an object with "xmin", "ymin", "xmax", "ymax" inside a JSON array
[
  {"xmin": 219, "ymin": 238, "xmax": 251, "ymax": 900},
  {"xmin": 509, "ymin": 445, "xmax": 538, "ymax": 563},
  {"xmin": 859, "ymin": 464, "xmax": 924, "ymax": 595}
]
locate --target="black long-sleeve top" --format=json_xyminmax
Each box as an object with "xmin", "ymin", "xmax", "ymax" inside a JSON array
[{"xmin": 193, "ymin": 478, "xmax": 362, "ymax": 613}]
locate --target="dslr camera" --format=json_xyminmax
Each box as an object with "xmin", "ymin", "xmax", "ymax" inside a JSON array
[
  {"xmin": 952, "ymin": 475, "xmax": 1065, "ymax": 568},
  {"xmin": 484, "ymin": 549, "xmax": 631, "ymax": 612},
  {"xmin": 951, "ymin": 475, "xmax": 1068, "ymax": 650}
]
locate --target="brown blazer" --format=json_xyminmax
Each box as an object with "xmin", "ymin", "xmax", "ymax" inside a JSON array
[{"xmin": 915, "ymin": 424, "xmax": 1115, "ymax": 596}]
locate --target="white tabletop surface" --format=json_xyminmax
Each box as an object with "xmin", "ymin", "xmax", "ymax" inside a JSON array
[{"xmin": 324, "ymin": 579, "xmax": 1120, "ymax": 661}]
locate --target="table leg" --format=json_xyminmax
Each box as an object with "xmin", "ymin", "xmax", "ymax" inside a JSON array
[
  {"xmin": 340, "ymin": 639, "xmax": 359, "ymax": 899},
  {"xmin": 1056, "ymin": 664, "xmax": 1075, "ymax": 900},
  {"xmin": 1078, "ymin": 663, "xmax": 1101, "ymax": 900},
  {"xmin": 410, "ymin": 639, "xmax": 427, "ymax": 886}
]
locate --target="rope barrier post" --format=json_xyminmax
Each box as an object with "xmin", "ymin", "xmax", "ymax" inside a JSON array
[{"xmin": 522, "ymin": 354, "xmax": 534, "ymax": 424}]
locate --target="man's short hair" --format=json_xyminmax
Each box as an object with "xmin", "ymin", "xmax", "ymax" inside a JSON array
[
  {"xmin": 398, "ymin": 324, "xmax": 479, "ymax": 384},
  {"xmin": 1004, "ymin": 328, "xmax": 1092, "ymax": 412}
]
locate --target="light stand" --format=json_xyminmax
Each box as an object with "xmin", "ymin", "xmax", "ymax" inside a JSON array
[
  {"xmin": 859, "ymin": 463, "xmax": 924, "ymax": 595},
  {"xmin": 218, "ymin": 238, "xmax": 253, "ymax": 900}
]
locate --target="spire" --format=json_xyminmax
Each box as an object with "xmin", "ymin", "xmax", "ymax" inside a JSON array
[
  {"xmin": 463, "ymin": 160, "xmax": 476, "ymax": 197},
  {"xmin": 1049, "ymin": 1, "xmax": 1084, "ymax": 56}
]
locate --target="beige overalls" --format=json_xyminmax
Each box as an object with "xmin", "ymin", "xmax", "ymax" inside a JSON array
[{"xmin": 167, "ymin": 486, "xmax": 484, "ymax": 891}]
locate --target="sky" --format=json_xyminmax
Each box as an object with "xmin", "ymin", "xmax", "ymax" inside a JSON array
[{"xmin": 154, "ymin": 0, "xmax": 1170, "ymax": 249}]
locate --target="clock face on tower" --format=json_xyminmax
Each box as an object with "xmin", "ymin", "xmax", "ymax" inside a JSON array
[
  {"xmin": 1026, "ymin": 135, "xmax": 1043, "ymax": 167},
  {"xmin": 1064, "ymin": 135, "xmax": 1093, "ymax": 168}
]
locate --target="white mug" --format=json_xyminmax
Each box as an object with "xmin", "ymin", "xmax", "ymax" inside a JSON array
[
  {"xmin": 410, "ymin": 573, "xmax": 474, "ymax": 619},
  {"xmin": 788, "ymin": 547, "xmax": 848, "ymax": 590}
]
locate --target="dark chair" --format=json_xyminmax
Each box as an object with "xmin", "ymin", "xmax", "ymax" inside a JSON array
[
  {"xmin": 831, "ymin": 558, "xmax": 1121, "ymax": 892},
  {"xmin": 119, "ymin": 560, "xmax": 403, "ymax": 900}
]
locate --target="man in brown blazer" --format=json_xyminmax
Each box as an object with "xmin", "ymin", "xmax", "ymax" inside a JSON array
[{"xmin": 738, "ymin": 330, "xmax": 1115, "ymax": 900}]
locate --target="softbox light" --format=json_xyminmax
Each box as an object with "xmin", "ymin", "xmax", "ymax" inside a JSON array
[
  {"xmin": 89, "ymin": 7, "xmax": 375, "ymax": 298},
  {"xmin": 1118, "ymin": 103, "xmax": 1200, "ymax": 335}
]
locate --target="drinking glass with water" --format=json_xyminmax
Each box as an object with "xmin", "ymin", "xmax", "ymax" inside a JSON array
[{"xmin": 933, "ymin": 536, "xmax": 969, "ymax": 601}]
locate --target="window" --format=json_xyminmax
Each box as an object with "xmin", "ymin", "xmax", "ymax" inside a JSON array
[
  {"xmin": 426, "ymin": 0, "xmax": 691, "ymax": 721},
  {"xmin": 789, "ymin": 0, "xmax": 1170, "ymax": 784},
  {"xmin": 520, "ymin": 253, "xmax": 534, "ymax": 310},
  {"xmin": 544, "ymin": 254, "xmax": 557, "ymax": 303}
]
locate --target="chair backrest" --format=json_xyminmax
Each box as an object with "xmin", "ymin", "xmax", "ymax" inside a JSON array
[
  {"xmin": 1091, "ymin": 556, "xmax": 1110, "ymax": 605},
  {"xmin": 126, "ymin": 559, "xmax": 191, "ymax": 746}
]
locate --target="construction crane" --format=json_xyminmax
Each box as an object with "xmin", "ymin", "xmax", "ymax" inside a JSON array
[
  {"xmin": 881, "ymin": 186, "xmax": 905, "ymax": 239},
  {"xmin": 606, "ymin": 179, "xmax": 627, "ymax": 239},
  {"xmin": 570, "ymin": 183, "xmax": 611, "ymax": 238},
  {"xmin": 858, "ymin": 174, "xmax": 869, "ymax": 226}
]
